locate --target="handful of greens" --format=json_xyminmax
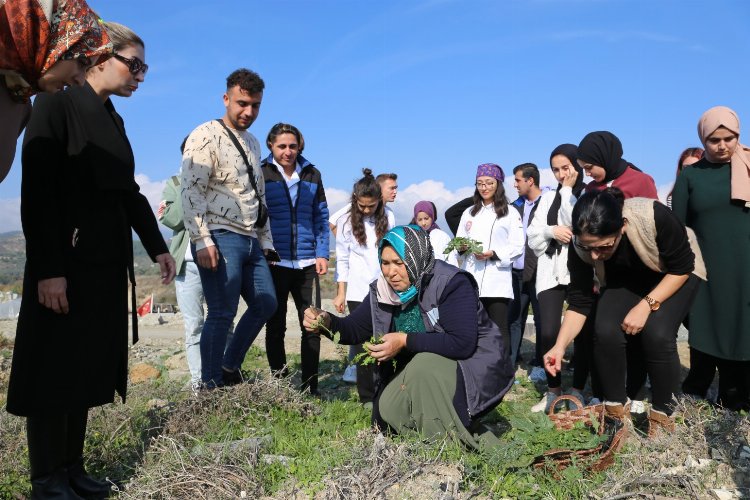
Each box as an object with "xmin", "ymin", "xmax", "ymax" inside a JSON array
[
  {"xmin": 309, "ymin": 307, "xmax": 340, "ymax": 343},
  {"xmin": 352, "ymin": 336, "xmax": 397, "ymax": 369},
  {"xmin": 444, "ymin": 236, "xmax": 483, "ymax": 254}
]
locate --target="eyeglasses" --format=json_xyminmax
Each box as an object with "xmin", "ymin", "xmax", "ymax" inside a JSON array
[
  {"xmin": 112, "ymin": 53, "xmax": 149, "ymax": 75},
  {"xmin": 573, "ymin": 235, "xmax": 619, "ymax": 253},
  {"xmin": 475, "ymin": 181, "xmax": 497, "ymax": 189}
]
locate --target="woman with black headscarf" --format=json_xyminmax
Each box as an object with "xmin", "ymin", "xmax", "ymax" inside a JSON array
[
  {"xmin": 527, "ymin": 144, "xmax": 589, "ymax": 412},
  {"xmin": 578, "ymin": 131, "xmax": 658, "ymax": 199}
]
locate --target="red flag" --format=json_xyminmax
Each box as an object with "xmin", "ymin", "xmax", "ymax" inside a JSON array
[{"xmin": 137, "ymin": 294, "xmax": 153, "ymax": 317}]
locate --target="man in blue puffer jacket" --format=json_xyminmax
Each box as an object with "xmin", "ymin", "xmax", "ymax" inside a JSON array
[{"xmin": 261, "ymin": 122, "xmax": 329, "ymax": 394}]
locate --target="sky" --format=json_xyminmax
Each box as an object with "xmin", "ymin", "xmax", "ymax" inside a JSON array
[{"xmin": 1, "ymin": 0, "xmax": 749, "ymax": 235}]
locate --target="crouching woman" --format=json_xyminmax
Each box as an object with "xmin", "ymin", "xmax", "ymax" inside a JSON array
[
  {"xmin": 303, "ymin": 225, "xmax": 515, "ymax": 449},
  {"xmin": 544, "ymin": 188, "xmax": 704, "ymax": 436}
]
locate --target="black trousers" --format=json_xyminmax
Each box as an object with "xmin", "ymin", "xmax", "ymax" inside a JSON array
[
  {"xmin": 683, "ymin": 347, "xmax": 750, "ymax": 411},
  {"xmin": 682, "ymin": 346, "xmax": 718, "ymax": 399},
  {"xmin": 265, "ymin": 265, "xmax": 321, "ymax": 393},
  {"xmin": 481, "ymin": 297, "xmax": 510, "ymax": 359},
  {"xmin": 347, "ymin": 300, "xmax": 377, "ymax": 404},
  {"xmin": 593, "ymin": 275, "xmax": 700, "ymax": 414},
  {"xmin": 508, "ymin": 269, "xmax": 541, "ymax": 365},
  {"xmin": 537, "ymin": 286, "xmax": 566, "ymax": 389},
  {"xmin": 27, "ymin": 409, "xmax": 88, "ymax": 479}
]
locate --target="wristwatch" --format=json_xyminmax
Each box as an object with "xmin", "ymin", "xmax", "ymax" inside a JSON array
[{"xmin": 643, "ymin": 295, "xmax": 661, "ymax": 311}]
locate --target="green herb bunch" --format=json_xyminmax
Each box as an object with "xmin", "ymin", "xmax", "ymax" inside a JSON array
[
  {"xmin": 351, "ymin": 336, "xmax": 398, "ymax": 370},
  {"xmin": 444, "ymin": 236, "xmax": 483, "ymax": 254}
]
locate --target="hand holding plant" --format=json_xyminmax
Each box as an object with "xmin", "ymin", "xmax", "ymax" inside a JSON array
[{"xmin": 444, "ymin": 236, "xmax": 483, "ymax": 255}]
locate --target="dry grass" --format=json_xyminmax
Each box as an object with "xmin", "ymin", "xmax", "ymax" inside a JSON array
[{"xmin": 593, "ymin": 398, "xmax": 750, "ymax": 499}]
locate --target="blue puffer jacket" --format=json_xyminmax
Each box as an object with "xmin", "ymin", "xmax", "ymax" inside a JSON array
[{"xmin": 261, "ymin": 154, "xmax": 330, "ymax": 261}]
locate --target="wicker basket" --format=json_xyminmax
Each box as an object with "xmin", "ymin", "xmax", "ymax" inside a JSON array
[{"xmin": 532, "ymin": 395, "xmax": 627, "ymax": 473}]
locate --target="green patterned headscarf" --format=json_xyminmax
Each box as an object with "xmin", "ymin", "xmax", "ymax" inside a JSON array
[{"xmin": 379, "ymin": 225, "xmax": 435, "ymax": 304}]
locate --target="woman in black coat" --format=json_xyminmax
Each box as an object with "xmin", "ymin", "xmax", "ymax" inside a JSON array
[{"xmin": 6, "ymin": 22, "xmax": 175, "ymax": 498}]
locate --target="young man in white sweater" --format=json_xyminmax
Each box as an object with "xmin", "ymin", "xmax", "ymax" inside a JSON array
[{"xmin": 181, "ymin": 68, "xmax": 277, "ymax": 389}]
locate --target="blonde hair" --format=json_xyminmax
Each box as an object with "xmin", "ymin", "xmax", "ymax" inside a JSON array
[{"xmin": 103, "ymin": 22, "xmax": 144, "ymax": 51}]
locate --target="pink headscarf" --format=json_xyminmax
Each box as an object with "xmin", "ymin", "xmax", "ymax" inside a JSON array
[{"xmin": 698, "ymin": 106, "xmax": 750, "ymax": 206}]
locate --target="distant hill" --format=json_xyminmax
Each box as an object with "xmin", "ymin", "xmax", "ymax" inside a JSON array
[{"xmin": 0, "ymin": 231, "xmax": 162, "ymax": 287}]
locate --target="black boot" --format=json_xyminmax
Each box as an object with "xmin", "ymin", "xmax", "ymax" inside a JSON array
[
  {"xmin": 66, "ymin": 410, "xmax": 111, "ymax": 500},
  {"xmin": 27, "ymin": 415, "xmax": 83, "ymax": 500},
  {"xmin": 30, "ymin": 469, "xmax": 83, "ymax": 500},
  {"xmin": 67, "ymin": 458, "xmax": 111, "ymax": 500}
]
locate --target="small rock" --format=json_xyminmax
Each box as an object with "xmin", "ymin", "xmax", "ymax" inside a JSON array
[
  {"xmin": 710, "ymin": 488, "xmax": 739, "ymax": 500},
  {"xmin": 191, "ymin": 436, "xmax": 272, "ymax": 457},
  {"xmin": 685, "ymin": 455, "xmax": 699, "ymax": 468},
  {"xmin": 130, "ymin": 363, "xmax": 160, "ymax": 384},
  {"xmin": 146, "ymin": 398, "xmax": 170, "ymax": 411},
  {"xmin": 737, "ymin": 445, "xmax": 750, "ymax": 459},
  {"xmin": 262, "ymin": 454, "xmax": 293, "ymax": 466},
  {"xmin": 164, "ymin": 353, "xmax": 186, "ymax": 370}
]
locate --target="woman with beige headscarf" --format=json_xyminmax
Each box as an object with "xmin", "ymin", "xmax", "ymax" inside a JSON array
[{"xmin": 672, "ymin": 106, "xmax": 750, "ymax": 411}]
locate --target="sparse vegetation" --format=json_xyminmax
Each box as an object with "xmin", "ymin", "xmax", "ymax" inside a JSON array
[{"xmin": 2, "ymin": 340, "xmax": 750, "ymax": 499}]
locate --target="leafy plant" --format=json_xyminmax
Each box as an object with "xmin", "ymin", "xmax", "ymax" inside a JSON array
[
  {"xmin": 351, "ymin": 336, "xmax": 398, "ymax": 370},
  {"xmin": 351, "ymin": 336, "xmax": 384, "ymax": 366},
  {"xmin": 487, "ymin": 411, "xmax": 607, "ymax": 470},
  {"xmin": 444, "ymin": 236, "xmax": 483, "ymax": 254}
]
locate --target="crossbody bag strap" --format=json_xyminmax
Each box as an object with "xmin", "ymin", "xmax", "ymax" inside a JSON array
[{"xmin": 215, "ymin": 118, "xmax": 262, "ymax": 196}]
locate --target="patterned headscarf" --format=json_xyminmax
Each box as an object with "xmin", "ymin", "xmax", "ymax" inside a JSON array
[
  {"xmin": 697, "ymin": 106, "xmax": 750, "ymax": 207},
  {"xmin": 379, "ymin": 225, "xmax": 435, "ymax": 304},
  {"xmin": 0, "ymin": 0, "xmax": 112, "ymax": 99},
  {"xmin": 476, "ymin": 163, "xmax": 505, "ymax": 182},
  {"xmin": 412, "ymin": 200, "xmax": 439, "ymax": 232}
]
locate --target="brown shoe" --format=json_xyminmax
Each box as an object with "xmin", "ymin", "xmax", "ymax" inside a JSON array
[
  {"xmin": 647, "ymin": 409, "xmax": 675, "ymax": 438},
  {"xmin": 604, "ymin": 400, "xmax": 631, "ymax": 421}
]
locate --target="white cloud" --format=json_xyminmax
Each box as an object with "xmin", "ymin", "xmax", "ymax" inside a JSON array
[
  {"xmin": 0, "ymin": 197, "xmax": 21, "ymax": 233},
  {"xmin": 134, "ymin": 174, "xmax": 170, "ymax": 212},
  {"xmin": 656, "ymin": 182, "xmax": 673, "ymax": 205}
]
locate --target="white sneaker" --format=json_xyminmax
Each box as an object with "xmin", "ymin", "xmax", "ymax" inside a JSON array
[
  {"xmin": 342, "ymin": 364, "xmax": 357, "ymax": 383},
  {"xmin": 528, "ymin": 366, "xmax": 547, "ymax": 383}
]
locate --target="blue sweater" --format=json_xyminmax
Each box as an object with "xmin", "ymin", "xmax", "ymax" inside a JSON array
[{"xmin": 261, "ymin": 154, "xmax": 330, "ymax": 261}]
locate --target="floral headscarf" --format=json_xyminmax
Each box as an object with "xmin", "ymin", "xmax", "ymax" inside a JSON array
[{"xmin": 0, "ymin": 0, "xmax": 112, "ymax": 100}]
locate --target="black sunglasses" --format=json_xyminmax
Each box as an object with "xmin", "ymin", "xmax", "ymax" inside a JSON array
[{"xmin": 112, "ymin": 53, "xmax": 148, "ymax": 75}]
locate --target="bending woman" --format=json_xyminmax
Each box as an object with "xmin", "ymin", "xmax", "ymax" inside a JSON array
[
  {"xmin": 303, "ymin": 225, "xmax": 515, "ymax": 449},
  {"xmin": 6, "ymin": 23, "xmax": 174, "ymax": 497},
  {"xmin": 544, "ymin": 188, "xmax": 703, "ymax": 436}
]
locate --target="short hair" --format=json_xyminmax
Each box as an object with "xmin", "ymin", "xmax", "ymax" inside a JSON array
[
  {"xmin": 103, "ymin": 22, "xmax": 144, "ymax": 51},
  {"xmin": 513, "ymin": 163, "xmax": 540, "ymax": 187},
  {"xmin": 572, "ymin": 187, "xmax": 625, "ymax": 237},
  {"xmin": 266, "ymin": 123, "xmax": 304, "ymax": 153},
  {"xmin": 375, "ymin": 173, "xmax": 397, "ymax": 184},
  {"xmin": 226, "ymin": 68, "xmax": 265, "ymax": 95}
]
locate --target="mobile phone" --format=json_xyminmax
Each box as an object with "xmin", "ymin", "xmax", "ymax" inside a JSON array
[{"xmin": 265, "ymin": 249, "xmax": 281, "ymax": 263}]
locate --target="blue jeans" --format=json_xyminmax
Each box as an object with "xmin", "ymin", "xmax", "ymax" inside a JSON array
[
  {"xmin": 194, "ymin": 231, "xmax": 277, "ymax": 387},
  {"xmin": 508, "ymin": 268, "xmax": 541, "ymax": 365},
  {"xmin": 175, "ymin": 261, "xmax": 235, "ymax": 385}
]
